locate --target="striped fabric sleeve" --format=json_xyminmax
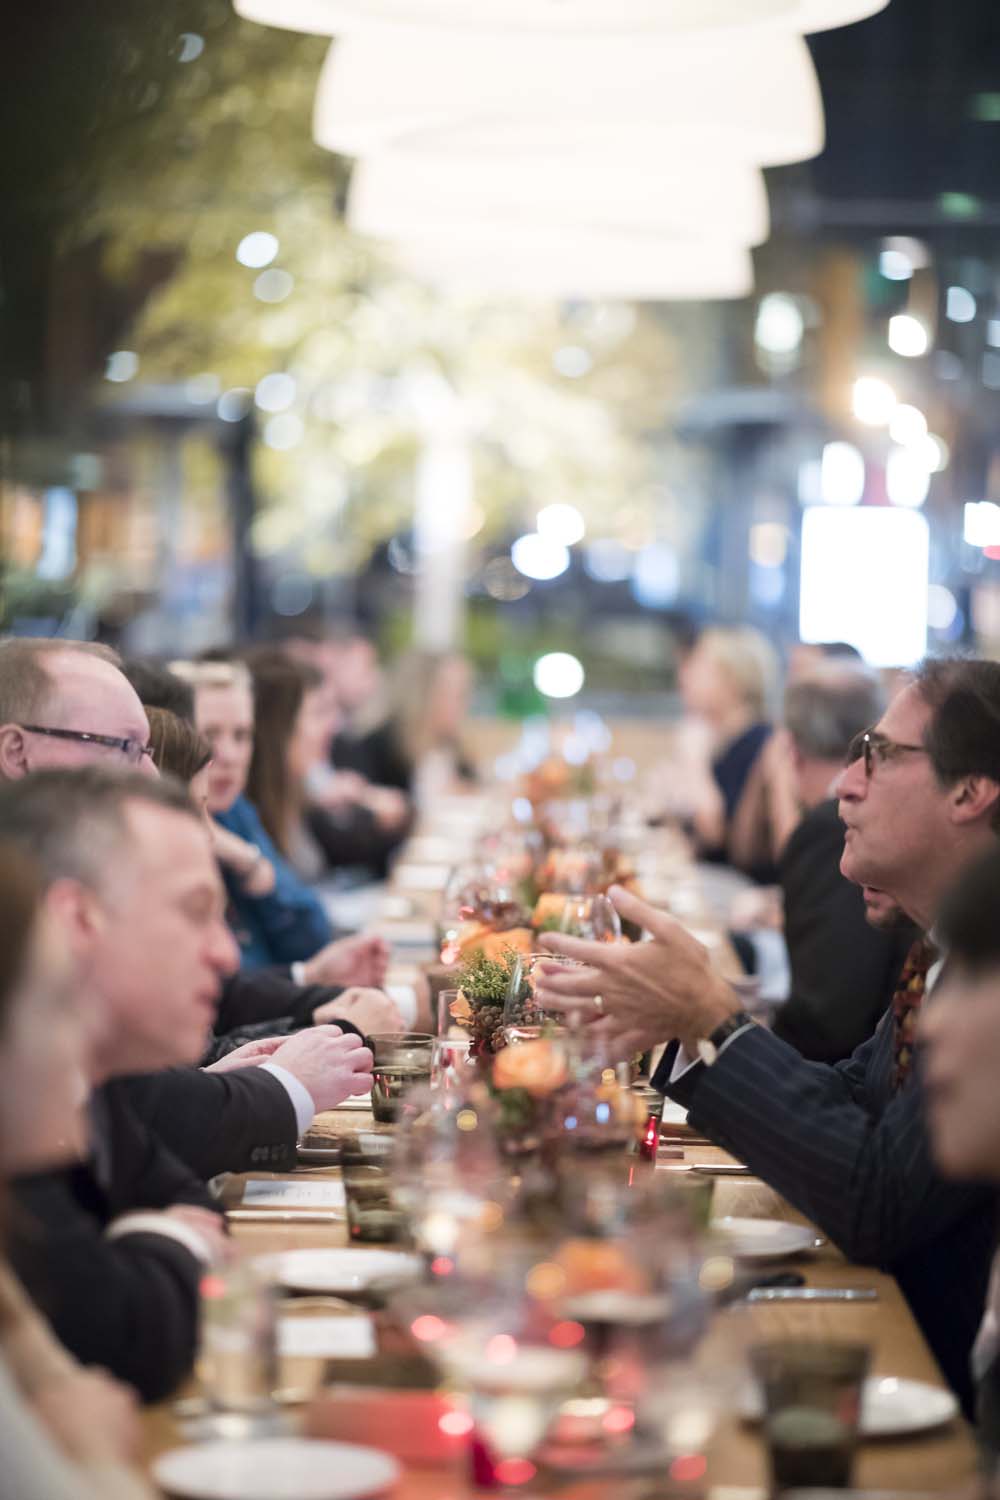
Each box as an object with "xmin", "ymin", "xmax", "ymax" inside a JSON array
[{"xmin": 666, "ymin": 1021, "xmax": 985, "ymax": 1267}]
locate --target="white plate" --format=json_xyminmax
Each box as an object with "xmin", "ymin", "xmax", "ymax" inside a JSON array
[
  {"xmin": 154, "ymin": 1438, "xmax": 398, "ymax": 1500},
  {"xmin": 711, "ymin": 1216, "xmax": 817, "ymax": 1261},
  {"xmin": 262, "ymin": 1248, "xmax": 423, "ymax": 1295},
  {"xmin": 740, "ymin": 1375, "xmax": 959, "ymax": 1437}
]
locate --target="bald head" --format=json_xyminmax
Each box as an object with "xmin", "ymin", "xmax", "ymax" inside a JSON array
[{"xmin": 0, "ymin": 640, "xmax": 151, "ymax": 781}]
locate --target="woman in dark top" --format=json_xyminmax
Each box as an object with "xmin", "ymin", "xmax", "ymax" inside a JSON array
[{"xmin": 675, "ymin": 626, "xmax": 780, "ymax": 883}]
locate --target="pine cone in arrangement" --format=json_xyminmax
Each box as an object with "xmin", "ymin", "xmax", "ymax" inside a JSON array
[{"xmin": 473, "ymin": 1003, "xmax": 504, "ymax": 1046}]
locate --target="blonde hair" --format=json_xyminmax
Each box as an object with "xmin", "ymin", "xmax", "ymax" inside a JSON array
[
  {"xmin": 168, "ymin": 660, "xmax": 252, "ymax": 696},
  {"xmin": 697, "ymin": 627, "xmax": 779, "ymax": 720}
]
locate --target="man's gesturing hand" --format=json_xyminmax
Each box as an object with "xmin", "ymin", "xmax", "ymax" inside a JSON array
[
  {"xmin": 534, "ymin": 885, "xmax": 738, "ymax": 1054},
  {"xmin": 266, "ymin": 1026, "xmax": 374, "ymax": 1112}
]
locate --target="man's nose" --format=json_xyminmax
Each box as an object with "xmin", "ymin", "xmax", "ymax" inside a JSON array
[
  {"xmin": 212, "ymin": 921, "xmax": 241, "ymax": 976},
  {"xmin": 834, "ymin": 753, "xmax": 866, "ymax": 801}
]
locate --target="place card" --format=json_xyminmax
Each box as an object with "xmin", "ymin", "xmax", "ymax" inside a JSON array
[
  {"xmin": 242, "ymin": 1180, "xmax": 346, "ymax": 1208},
  {"xmin": 279, "ymin": 1316, "xmax": 376, "ymax": 1359},
  {"xmin": 393, "ymin": 864, "xmax": 452, "ymax": 893}
]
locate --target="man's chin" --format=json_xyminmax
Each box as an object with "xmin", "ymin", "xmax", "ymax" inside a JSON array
[{"xmin": 862, "ymin": 886, "xmax": 906, "ymax": 930}]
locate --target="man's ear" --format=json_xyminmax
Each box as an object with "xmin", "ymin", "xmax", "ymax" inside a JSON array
[
  {"xmin": 950, "ymin": 774, "xmax": 1000, "ymax": 827},
  {"xmin": 44, "ymin": 878, "xmax": 107, "ymax": 960},
  {"xmin": 0, "ymin": 724, "xmax": 30, "ymax": 780}
]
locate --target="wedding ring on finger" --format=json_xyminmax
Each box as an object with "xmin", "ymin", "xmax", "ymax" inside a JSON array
[{"xmin": 593, "ymin": 994, "xmax": 605, "ymax": 1016}]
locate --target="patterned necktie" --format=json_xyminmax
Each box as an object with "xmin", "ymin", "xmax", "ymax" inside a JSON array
[{"xmin": 891, "ymin": 936, "xmax": 938, "ymax": 1091}]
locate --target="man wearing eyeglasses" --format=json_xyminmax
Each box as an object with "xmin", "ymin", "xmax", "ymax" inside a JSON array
[
  {"xmin": 0, "ymin": 637, "xmax": 378, "ymax": 1180},
  {"xmin": 0, "ymin": 640, "xmax": 157, "ymax": 777},
  {"xmin": 536, "ymin": 657, "xmax": 1000, "ymax": 1418}
]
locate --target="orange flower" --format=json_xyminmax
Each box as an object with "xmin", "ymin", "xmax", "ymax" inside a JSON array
[
  {"xmin": 554, "ymin": 1239, "xmax": 648, "ymax": 1295},
  {"xmin": 493, "ymin": 1039, "xmax": 568, "ymax": 1098},
  {"xmin": 480, "ymin": 928, "xmax": 533, "ymax": 962},
  {"xmin": 531, "ymin": 892, "xmax": 570, "ymax": 928},
  {"xmin": 450, "ymin": 991, "xmax": 473, "ymax": 1023}
]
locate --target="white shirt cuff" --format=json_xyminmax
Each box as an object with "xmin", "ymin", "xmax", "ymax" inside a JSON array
[
  {"xmin": 290, "ymin": 961, "xmax": 307, "ymax": 987},
  {"xmin": 105, "ymin": 1212, "xmax": 216, "ymax": 1265},
  {"xmin": 260, "ymin": 1061, "xmax": 316, "ymax": 1136},
  {"xmin": 669, "ymin": 1023, "xmax": 755, "ymax": 1083}
]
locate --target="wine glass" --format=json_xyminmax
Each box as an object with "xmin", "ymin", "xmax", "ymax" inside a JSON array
[
  {"xmin": 392, "ymin": 1085, "xmax": 509, "ymax": 1263},
  {"xmin": 395, "ymin": 1253, "xmax": 587, "ymax": 1493},
  {"xmin": 502, "ymin": 953, "xmax": 585, "ymax": 1045},
  {"xmin": 559, "ymin": 893, "xmax": 622, "ymax": 943}
]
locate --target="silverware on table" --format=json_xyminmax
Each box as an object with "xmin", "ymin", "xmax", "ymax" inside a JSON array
[
  {"xmin": 746, "ymin": 1286, "xmax": 878, "ymax": 1303},
  {"xmin": 658, "ymin": 1161, "xmax": 751, "ymax": 1176},
  {"xmin": 226, "ymin": 1209, "xmax": 344, "ymax": 1223}
]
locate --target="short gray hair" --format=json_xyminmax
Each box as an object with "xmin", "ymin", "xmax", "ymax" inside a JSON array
[
  {"xmin": 784, "ymin": 666, "xmax": 886, "ymax": 761},
  {"xmin": 0, "ymin": 638, "xmax": 120, "ymax": 725},
  {"xmin": 0, "ymin": 767, "xmax": 198, "ymax": 893}
]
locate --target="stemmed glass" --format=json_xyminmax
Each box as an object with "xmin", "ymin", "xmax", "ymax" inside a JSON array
[
  {"xmin": 558, "ymin": 893, "xmax": 622, "ymax": 943},
  {"xmin": 394, "ymin": 1252, "xmax": 587, "ymax": 1494},
  {"xmin": 502, "ymin": 953, "xmax": 586, "ymax": 1045},
  {"xmin": 392, "ymin": 1085, "xmax": 508, "ymax": 1263}
]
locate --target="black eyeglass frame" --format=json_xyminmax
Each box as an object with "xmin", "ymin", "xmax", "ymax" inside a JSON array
[
  {"xmin": 20, "ymin": 724, "xmax": 154, "ymax": 766},
  {"xmin": 846, "ymin": 727, "xmax": 928, "ymax": 779}
]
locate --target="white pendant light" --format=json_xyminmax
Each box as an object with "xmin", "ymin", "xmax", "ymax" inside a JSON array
[
  {"xmin": 235, "ymin": 0, "xmax": 797, "ymax": 37},
  {"xmin": 314, "ymin": 32, "xmax": 824, "ymax": 167},
  {"xmin": 349, "ymin": 152, "xmax": 770, "ymax": 247},
  {"xmin": 386, "ymin": 230, "xmax": 754, "ymax": 302},
  {"xmin": 235, "ymin": 0, "xmax": 888, "ymax": 36}
]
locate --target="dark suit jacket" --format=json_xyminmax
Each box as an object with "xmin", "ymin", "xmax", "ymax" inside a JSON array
[
  {"xmin": 215, "ymin": 969, "xmax": 343, "ymax": 1034},
  {"xmin": 773, "ymin": 799, "xmax": 917, "ymax": 1062},
  {"xmin": 333, "ymin": 720, "xmax": 412, "ymax": 793},
  {"xmin": 305, "ymin": 804, "xmax": 409, "ymax": 881},
  {"xmin": 204, "ymin": 971, "xmax": 367, "ymax": 1065},
  {"xmin": 655, "ymin": 1017, "xmax": 996, "ymax": 1417},
  {"xmin": 10, "ymin": 1080, "xmax": 220, "ymax": 1402},
  {"xmin": 119, "ymin": 1065, "xmax": 299, "ymax": 1178}
]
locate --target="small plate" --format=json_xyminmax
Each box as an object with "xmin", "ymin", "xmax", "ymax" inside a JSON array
[
  {"xmin": 153, "ymin": 1437, "xmax": 399, "ymax": 1500},
  {"xmin": 711, "ymin": 1216, "xmax": 817, "ymax": 1261},
  {"xmin": 740, "ymin": 1376, "xmax": 958, "ymax": 1437},
  {"xmin": 262, "ymin": 1248, "xmax": 423, "ymax": 1295}
]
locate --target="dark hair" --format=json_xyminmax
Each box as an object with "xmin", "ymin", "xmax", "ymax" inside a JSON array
[
  {"xmin": 0, "ymin": 638, "xmax": 121, "ymax": 725},
  {"xmin": 915, "ymin": 658, "xmax": 1000, "ymax": 830},
  {"xmin": 146, "ymin": 708, "xmax": 213, "ymax": 785},
  {"xmin": 0, "ymin": 768, "xmax": 198, "ymax": 891},
  {"xmin": 121, "ymin": 658, "xmax": 195, "ymax": 723},
  {"xmin": 784, "ymin": 667, "xmax": 885, "ymax": 761},
  {"xmin": 243, "ymin": 648, "xmax": 323, "ymax": 856},
  {"xmin": 938, "ymin": 846, "xmax": 1000, "ymax": 973},
  {"xmin": 819, "ymin": 641, "xmax": 863, "ymax": 662}
]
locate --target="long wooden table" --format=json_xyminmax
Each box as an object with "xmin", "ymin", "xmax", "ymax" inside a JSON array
[
  {"xmin": 143, "ymin": 805, "xmax": 977, "ymax": 1493},
  {"xmin": 142, "ymin": 1102, "xmax": 977, "ymax": 1497}
]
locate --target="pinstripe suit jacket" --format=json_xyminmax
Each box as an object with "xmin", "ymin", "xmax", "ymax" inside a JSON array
[{"xmin": 655, "ymin": 1013, "xmax": 997, "ymax": 1416}]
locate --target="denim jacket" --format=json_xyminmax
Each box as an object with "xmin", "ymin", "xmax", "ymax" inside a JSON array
[{"xmin": 214, "ymin": 795, "xmax": 333, "ymax": 970}]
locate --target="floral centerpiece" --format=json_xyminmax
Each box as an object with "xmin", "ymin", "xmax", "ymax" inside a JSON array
[
  {"xmin": 490, "ymin": 1037, "xmax": 569, "ymax": 1158},
  {"xmin": 449, "ymin": 947, "xmax": 524, "ymax": 1054}
]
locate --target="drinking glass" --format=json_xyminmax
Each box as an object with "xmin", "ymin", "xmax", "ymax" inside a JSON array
[
  {"xmin": 392, "ymin": 1084, "xmax": 508, "ymax": 1261},
  {"xmin": 749, "ymin": 1340, "xmax": 871, "ymax": 1493},
  {"xmin": 396, "ymin": 1262, "xmax": 587, "ymax": 1492},
  {"xmin": 559, "ymin": 893, "xmax": 623, "ymax": 943},
  {"xmin": 436, "ymin": 988, "xmax": 467, "ymax": 1039},
  {"xmin": 341, "ymin": 1130, "xmax": 409, "ymax": 1243},
  {"xmin": 502, "ymin": 953, "xmax": 584, "ymax": 1045},
  {"xmin": 432, "ymin": 1035, "xmax": 479, "ymax": 1100},
  {"xmin": 198, "ymin": 1260, "xmax": 278, "ymax": 1416},
  {"xmin": 370, "ymin": 1032, "xmax": 433, "ymax": 1123}
]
